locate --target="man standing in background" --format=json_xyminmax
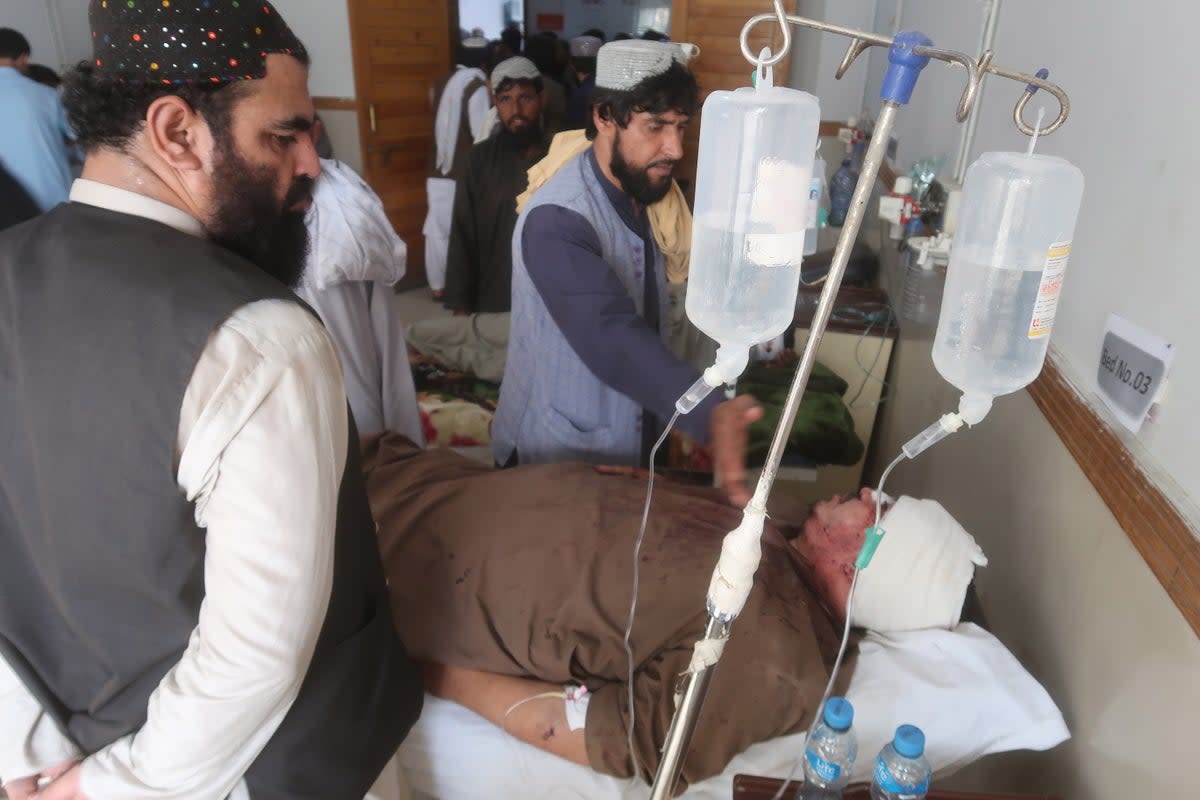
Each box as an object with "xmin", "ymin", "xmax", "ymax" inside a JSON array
[
  {"xmin": 565, "ymin": 35, "xmax": 602, "ymax": 129},
  {"xmin": 425, "ymin": 36, "xmax": 490, "ymax": 299},
  {"xmin": 443, "ymin": 56, "xmax": 553, "ymax": 315},
  {"xmin": 0, "ymin": 28, "xmax": 74, "ymax": 211}
]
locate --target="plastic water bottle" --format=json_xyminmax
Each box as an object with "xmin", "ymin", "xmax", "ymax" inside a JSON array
[
  {"xmin": 869, "ymin": 725, "xmax": 932, "ymax": 800},
  {"xmin": 797, "ymin": 697, "xmax": 857, "ymax": 799},
  {"xmin": 930, "ymin": 151, "xmax": 1084, "ymax": 425},
  {"xmin": 900, "ymin": 238, "xmax": 943, "ymax": 324},
  {"xmin": 827, "ymin": 159, "xmax": 857, "ymax": 227}
]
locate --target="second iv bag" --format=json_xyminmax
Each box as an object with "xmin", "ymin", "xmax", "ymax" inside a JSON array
[
  {"xmin": 685, "ymin": 75, "xmax": 820, "ymax": 384},
  {"xmin": 932, "ymin": 151, "xmax": 1084, "ymax": 424}
]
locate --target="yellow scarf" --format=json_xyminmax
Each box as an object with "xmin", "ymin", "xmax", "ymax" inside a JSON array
[{"xmin": 516, "ymin": 130, "xmax": 691, "ymax": 284}]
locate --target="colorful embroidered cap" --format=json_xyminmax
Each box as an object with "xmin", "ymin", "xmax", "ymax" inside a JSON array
[{"xmin": 88, "ymin": 0, "xmax": 307, "ymax": 85}]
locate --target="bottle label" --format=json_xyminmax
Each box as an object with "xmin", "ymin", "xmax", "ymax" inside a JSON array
[
  {"xmin": 805, "ymin": 748, "xmax": 842, "ymax": 782},
  {"xmin": 873, "ymin": 756, "xmax": 930, "ymax": 794},
  {"xmin": 1028, "ymin": 241, "xmax": 1072, "ymax": 339},
  {"xmin": 806, "ymin": 176, "xmax": 823, "ymax": 228}
]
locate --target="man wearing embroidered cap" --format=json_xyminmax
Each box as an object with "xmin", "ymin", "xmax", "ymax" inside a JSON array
[
  {"xmin": 0, "ymin": 2, "xmax": 421, "ymax": 798},
  {"xmin": 492, "ymin": 39, "xmax": 761, "ymax": 506},
  {"xmin": 442, "ymin": 56, "xmax": 553, "ymax": 315},
  {"xmin": 565, "ymin": 34, "xmax": 601, "ymax": 128}
]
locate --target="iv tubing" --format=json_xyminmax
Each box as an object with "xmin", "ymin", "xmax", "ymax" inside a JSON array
[
  {"xmin": 648, "ymin": 98, "xmax": 907, "ymax": 800},
  {"xmin": 769, "ymin": 447, "xmax": 905, "ymax": 800},
  {"xmin": 624, "ymin": 409, "xmax": 681, "ymax": 782}
]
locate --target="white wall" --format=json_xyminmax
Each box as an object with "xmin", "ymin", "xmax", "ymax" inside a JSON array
[
  {"xmin": 859, "ymin": 0, "xmax": 989, "ymax": 170},
  {"xmin": 823, "ymin": 0, "xmax": 1200, "ymax": 518},
  {"xmin": 964, "ymin": 0, "xmax": 1200, "ymax": 515},
  {"xmin": 786, "ymin": 0, "xmax": 878, "ymax": 123},
  {"xmin": 841, "ymin": 0, "xmax": 1200, "ymax": 795},
  {"xmin": 6, "ymin": 2, "xmax": 62, "ymax": 68},
  {"xmin": 271, "ymin": 0, "xmax": 356, "ymax": 98}
]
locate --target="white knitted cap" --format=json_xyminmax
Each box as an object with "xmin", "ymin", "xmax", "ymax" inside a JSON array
[
  {"xmin": 851, "ymin": 497, "xmax": 988, "ymax": 633},
  {"xmin": 595, "ymin": 39, "xmax": 698, "ymax": 90},
  {"xmin": 491, "ymin": 56, "xmax": 540, "ymax": 87}
]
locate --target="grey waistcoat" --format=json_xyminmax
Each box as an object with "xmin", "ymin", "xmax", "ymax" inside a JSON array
[
  {"xmin": 492, "ymin": 152, "xmax": 669, "ymax": 465},
  {"xmin": 0, "ymin": 203, "xmax": 422, "ymax": 799}
]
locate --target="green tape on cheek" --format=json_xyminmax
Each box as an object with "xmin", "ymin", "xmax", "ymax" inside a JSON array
[{"xmin": 855, "ymin": 525, "xmax": 885, "ymax": 570}]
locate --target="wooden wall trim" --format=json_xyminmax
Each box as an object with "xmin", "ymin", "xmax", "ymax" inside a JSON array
[
  {"xmin": 1028, "ymin": 355, "xmax": 1200, "ymax": 637},
  {"xmin": 313, "ymin": 96, "xmax": 358, "ymax": 111}
]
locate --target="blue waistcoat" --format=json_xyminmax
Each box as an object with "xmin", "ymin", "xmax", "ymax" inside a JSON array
[{"xmin": 492, "ymin": 152, "xmax": 670, "ymax": 465}]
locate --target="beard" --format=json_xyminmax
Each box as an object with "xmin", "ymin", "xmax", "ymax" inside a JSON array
[
  {"xmin": 205, "ymin": 138, "xmax": 314, "ymax": 289},
  {"xmin": 610, "ymin": 129, "xmax": 675, "ymax": 206},
  {"xmin": 500, "ymin": 116, "xmax": 544, "ymax": 151}
]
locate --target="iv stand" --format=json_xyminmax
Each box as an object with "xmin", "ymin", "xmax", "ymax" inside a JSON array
[{"xmin": 646, "ymin": 7, "xmax": 1071, "ymax": 798}]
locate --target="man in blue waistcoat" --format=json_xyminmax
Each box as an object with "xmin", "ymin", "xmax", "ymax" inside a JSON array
[{"xmin": 493, "ymin": 39, "xmax": 761, "ymax": 506}]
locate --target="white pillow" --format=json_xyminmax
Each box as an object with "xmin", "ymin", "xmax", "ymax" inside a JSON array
[
  {"xmin": 397, "ymin": 622, "xmax": 1069, "ymax": 798},
  {"xmin": 843, "ymin": 622, "xmax": 1070, "ymax": 780}
]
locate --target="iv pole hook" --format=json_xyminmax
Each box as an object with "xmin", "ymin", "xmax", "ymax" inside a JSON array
[{"xmin": 739, "ymin": 0, "xmax": 791, "ymax": 68}]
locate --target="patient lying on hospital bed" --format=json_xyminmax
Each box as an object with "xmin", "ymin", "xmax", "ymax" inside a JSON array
[{"xmin": 363, "ymin": 432, "xmax": 990, "ymax": 791}]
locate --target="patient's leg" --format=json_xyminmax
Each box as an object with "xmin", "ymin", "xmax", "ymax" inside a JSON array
[{"xmin": 423, "ymin": 663, "xmax": 589, "ymax": 767}]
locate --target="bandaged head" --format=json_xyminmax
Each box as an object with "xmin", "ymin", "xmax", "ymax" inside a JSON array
[{"xmin": 851, "ymin": 497, "xmax": 988, "ymax": 632}]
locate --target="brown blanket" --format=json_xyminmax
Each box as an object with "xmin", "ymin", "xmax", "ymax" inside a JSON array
[{"xmin": 362, "ymin": 432, "xmax": 854, "ymax": 788}]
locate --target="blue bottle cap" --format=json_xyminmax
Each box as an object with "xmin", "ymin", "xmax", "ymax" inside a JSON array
[
  {"xmin": 823, "ymin": 697, "xmax": 854, "ymax": 731},
  {"xmin": 893, "ymin": 724, "xmax": 925, "ymax": 758}
]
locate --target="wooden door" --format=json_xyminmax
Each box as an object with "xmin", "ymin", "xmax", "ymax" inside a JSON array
[
  {"xmin": 348, "ymin": 0, "xmax": 459, "ymax": 289},
  {"xmin": 669, "ymin": 0, "xmax": 795, "ymax": 200}
]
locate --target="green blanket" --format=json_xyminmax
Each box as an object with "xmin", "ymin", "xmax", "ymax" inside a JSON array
[{"xmin": 739, "ymin": 359, "xmax": 864, "ymax": 467}]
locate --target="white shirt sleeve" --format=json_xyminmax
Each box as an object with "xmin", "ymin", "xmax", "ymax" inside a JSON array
[
  {"xmin": 0, "ymin": 658, "xmax": 81, "ymax": 785},
  {"xmin": 75, "ymin": 299, "xmax": 347, "ymax": 799},
  {"xmin": 467, "ymin": 85, "xmax": 491, "ymax": 142}
]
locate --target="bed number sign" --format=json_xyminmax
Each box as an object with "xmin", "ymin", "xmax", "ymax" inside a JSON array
[{"xmin": 1095, "ymin": 314, "xmax": 1174, "ymax": 434}]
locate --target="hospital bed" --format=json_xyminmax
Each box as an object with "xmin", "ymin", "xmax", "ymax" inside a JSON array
[{"xmin": 391, "ymin": 623, "xmax": 1068, "ymax": 799}]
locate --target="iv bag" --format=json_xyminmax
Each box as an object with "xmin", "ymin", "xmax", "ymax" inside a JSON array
[
  {"xmin": 932, "ymin": 151, "xmax": 1084, "ymax": 423},
  {"xmin": 685, "ymin": 80, "xmax": 821, "ymax": 370}
]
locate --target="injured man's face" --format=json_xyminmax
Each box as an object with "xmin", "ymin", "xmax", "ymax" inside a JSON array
[{"xmin": 789, "ymin": 487, "xmax": 884, "ymax": 621}]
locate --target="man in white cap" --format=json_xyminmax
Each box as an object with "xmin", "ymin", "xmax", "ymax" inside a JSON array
[
  {"xmin": 565, "ymin": 34, "xmax": 602, "ymax": 128},
  {"xmin": 424, "ymin": 36, "xmax": 491, "ymax": 299},
  {"xmin": 443, "ymin": 56, "xmax": 554, "ymax": 315},
  {"xmin": 492, "ymin": 39, "xmax": 761, "ymax": 506}
]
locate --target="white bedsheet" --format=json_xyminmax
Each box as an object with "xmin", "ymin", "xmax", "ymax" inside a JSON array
[{"xmin": 395, "ymin": 623, "xmax": 1069, "ymax": 799}]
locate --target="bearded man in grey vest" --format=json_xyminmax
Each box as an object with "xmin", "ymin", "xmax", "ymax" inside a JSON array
[
  {"xmin": 0, "ymin": 2, "xmax": 422, "ymax": 798},
  {"xmin": 493, "ymin": 39, "xmax": 762, "ymax": 506}
]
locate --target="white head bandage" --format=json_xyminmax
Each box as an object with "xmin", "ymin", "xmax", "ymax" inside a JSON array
[
  {"xmin": 491, "ymin": 55, "xmax": 540, "ymax": 88},
  {"xmin": 595, "ymin": 39, "xmax": 699, "ymax": 91},
  {"xmin": 570, "ymin": 35, "xmax": 603, "ymax": 59},
  {"xmin": 851, "ymin": 497, "xmax": 988, "ymax": 633},
  {"xmin": 461, "ymin": 36, "xmax": 488, "ymax": 50}
]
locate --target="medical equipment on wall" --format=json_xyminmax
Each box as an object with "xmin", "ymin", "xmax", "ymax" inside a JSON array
[
  {"xmin": 676, "ymin": 62, "xmax": 822, "ymax": 414},
  {"xmin": 644, "ymin": 4, "xmax": 1076, "ymax": 798}
]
